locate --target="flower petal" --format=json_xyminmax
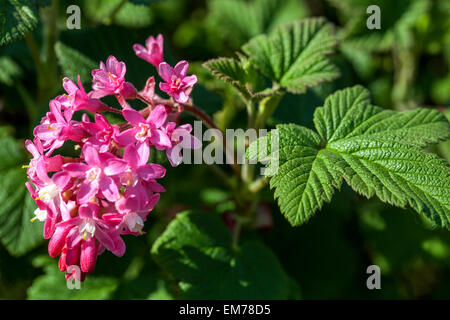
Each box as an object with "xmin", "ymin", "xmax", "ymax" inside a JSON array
[
  {"xmin": 147, "ymin": 105, "xmax": 167, "ymax": 128},
  {"xmin": 99, "ymin": 175, "xmax": 119, "ymax": 202},
  {"xmin": 158, "ymin": 62, "xmax": 173, "ymax": 82}
]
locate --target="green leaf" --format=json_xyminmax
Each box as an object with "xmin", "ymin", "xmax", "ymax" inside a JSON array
[
  {"xmin": 55, "ymin": 42, "xmax": 97, "ymax": 82},
  {"xmin": 248, "ymin": 86, "xmax": 450, "ymax": 227},
  {"xmin": 0, "ymin": 0, "xmax": 38, "ymax": 46},
  {"xmin": 242, "ymin": 18, "xmax": 339, "ymax": 94},
  {"xmin": 203, "ymin": 57, "xmax": 264, "ymax": 97},
  {"xmin": 0, "ymin": 135, "xmax": 43, "ymax": 255},
  {"xmin": 129, "ymin": 0, "xmax": 159, "ymax": 4},
  {"xmin": 152, "ymin": 211, "xmax": 290, "ymax": 299},
  {"xmin": 83, "ymin": 0, "xmax": 153, "ymax": 28},
  {"xmin": 207, "ymin": 0, "xmax": 309, "ymax": 45},
  {"xmin": 0, "ymin": 56, "xmax": 22, "ymax": 85},
  {"xmin": 27, "ymin": 256, "xmax": 118, "ymax": 299}
]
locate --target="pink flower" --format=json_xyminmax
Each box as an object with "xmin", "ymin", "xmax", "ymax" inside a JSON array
[
  {"xmin": 133, "ymin": 34, "xmax": 164, "ymax": 67},
  {"xmin": 57, "ymin": 76, "xmax": 104, "ymax": 119},
  {"xmin": 91, "ymin": 56, "xmax": 136, "ymax": 99},
  {"xmin": 34, "ymin": 100, "xmax": 84, "ymax": 155},
  {"xmin": 62, "ymin": 144, "xmax": 127, "ymax": 203},
  {"xmin": 26, "ymin": 182, "xmax": 58, "ymax": 239},
  {"xmin": 24, "ymin": 138, "xmax": 64, "ymax": 185},
  {"xmin": 163, "ymin": 122, "xmax": 201, "ymax": 166},
  {"xmin": 50, "ymin": 203, "xmax": 125, "ymax": 273},
  {"xmin": 115, "ymin": 105, "xmax": 172, "ymax": 149},
  {"xmin": 31, "ymin": 160, "xmax": 72, "ymax": 228},
  {"xmin": 158, "ymin": 60, "xmax": 197, "ymax": 103},
  {"xmin": 82, "ymin": 113, "xmax": 119, "ymax": 152},
  {"xmin": 121, "ymin": 144, "xmax": 166, "ymax": 187},
  {"xmin": 103, "ymin": 193, "xmax": 160, "ymax": 235}
]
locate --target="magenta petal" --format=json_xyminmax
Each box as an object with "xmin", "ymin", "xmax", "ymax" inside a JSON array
[
  {"xmin": 66, "ymin": 245, "xmax": 80, "ymax": 266},
  {"xmin": 80, "ymin": 237, "xmax": 97, "ymax": 273},
  {"xmin": 133, "ymin": 44, "xmax": 146, "ymax": 54},
  {"xmin": 112, "ymin": 236, "xmax": 126, "ymax": 257},
  {"xmin": 104, "ymin": 158, "xmax": 127, "ymax": 176},
  {"xmin": 146, "ymin": 193, "xmax": 160, "ymax": 212},
  {"xmin": 106, "ymin": 56, "xmax": 119, "ymax": 73},
  {"xmin": 156, "ymin": 34, "xmax": 163, "ymax": 47},
  {"xmin": 66, "ymin": 226, "xmax": 82, "ymax": 249},
  {"xmin": 114, "ymin": 128, "xmax": 136, "ymax": 146},
  {"xmin": 136, "ymin": 142, "xmax": 150, "ymax": 165},
  {"xmin": 183, "ymin": 74, "xmax": 198, "ymax": 87},
  {"xmin": 158, "ymin": 62, "xmax": 173, "ymax": 82},
  {"xmin": 175, "ymin": 90, "xmax": 189, "ymax": 103},
  {"xmin": 49, "ymin": 100, "xmax": 66, "ymax": 124},
  {"xmin": 174, "ymin": 60, "xmax": 189, "ymax": 77},
  {"xmin": 83, "ymin": 144, "xmax": 100, "ymax": 166},
  {"xmin": 102, "ymin": 213, "xmax": 123, "ymax": 224},
  {"xmin": 159, "ymin": 82, "xmax": 170, "ymax": 94},
  {"xmin": 94, "ymin": 227, "xmax": 115, "ymax": 252},
  {"xmin": 52, "ymin": 171, "xmax": 71, "ymax": 190},
  {"xmin": 43, "ymin": 217, "xmax": 56, "ymax": 239},
  {"xmin": 79, "ymin": 203, "xmax": 98, "ymax": 219},
  {"xmin": 77, "ymin": 180, "xmax": 98, "ymax": 204},
  {"xmin": 120, "ymin": 82, "xmax": 136, "ymax": 98},
  {"xmin": 99, "ymin": 175, "xmax": 119, "ymax": 201},
  {"xmin": 62, "ymin": 163, "xmax": 89, "ymax": 177},
  {"xmin": 149, "ymin": 129, "xmax": 172, "ymax": 149},
  {"xmin": 25, "ymin": 139, "xmax": 39, "ymax": 158},
  {"xmin": 123, "ymin": 144, "xmax": 139, "ymax": 168},
  {"xmin": 122, "ymin": 109, "xmax": 145, "ymax": 126},
  {"xmin": 35, "ymin": 160, "xmax": 50, "ymax": 183},
  {"xmin": 147, "ymin": 105, "xmax": 167, "ymax": 128},
  {"xmin": 166, "ymin": 147, "xmax": 182, "ymax": 167},
  {"xmin": 124, "ymin": 195, "xmax": 141, "ymax": 212},
  {"xmin": 137, "ymin": 163, "xmax": 166, "ymax": 180},
  {"xmin": 62, "ymin": 77, "xmax": 78, "ymax": 96},
  {"xmin": 48, "ymin": 226, "xmax": 71, "ymax": 258}
]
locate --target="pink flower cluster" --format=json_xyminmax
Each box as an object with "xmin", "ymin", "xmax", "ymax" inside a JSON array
[{"xmin": 25, "ymin": 34, "xmax": 200, "ymax": 281}]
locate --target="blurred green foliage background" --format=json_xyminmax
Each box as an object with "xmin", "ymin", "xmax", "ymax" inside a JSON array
[{"xmin": 0, "ymin": 0, "xmax": 449, "ymax": 299}]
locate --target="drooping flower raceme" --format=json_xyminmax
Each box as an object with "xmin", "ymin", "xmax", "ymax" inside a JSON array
[{"xmin": 24, "ymin": 34, "xmax": 200, "ymax": 281}]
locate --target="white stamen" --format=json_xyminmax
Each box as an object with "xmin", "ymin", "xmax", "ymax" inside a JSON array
[
  {"xmin": 79, "ymin": 220, "xmax": 96, "ymax": 239},
  {"xmin": 33, "ymin": 208, "xmax": 47, "ymax": 222},
  {"xmin": 38, "ymin": 183, "xmax": 59, "ymax": 202}
]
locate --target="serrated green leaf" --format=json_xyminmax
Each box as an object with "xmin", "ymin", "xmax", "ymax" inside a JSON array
[
  {"xmin": 0, "ymin": 0, "xmax": 38, "ymax": 46},
  {"xmin": 203, "ymin": 57, "xmax": 264, "ymax": 97},
  {"xmin": 242, "ymin": 18, "xmax": 339, "ymax": 94},
  {"xmin": 248, "ymin": 85, "xmax": 450, "ymax": 227},
  {"xmin": 55, "ymin": 42, "xmax": 97, "ymax": 82},
  {"xmin": 0, "ymin": 136, "xmax": 43, "ymax": 255},
  {"xmin": 27, "ymin": 256, "xmax": 118, "ymax": 299},
  {"xmin": 152, "ymin": 211, "xmax": 290, "ymax": 299}
]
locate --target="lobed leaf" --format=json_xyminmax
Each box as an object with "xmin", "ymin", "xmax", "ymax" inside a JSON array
[
  {"xmin": 242, "ymin": 18, "xmax": 339, "ymax": 94},
  {"xmin": 249, "ymin": 86, "xmax": 450, "ymax": 228},
  {"xmin": 151, "ymin": 211, "xmax": 291, "ymax": 299}
]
